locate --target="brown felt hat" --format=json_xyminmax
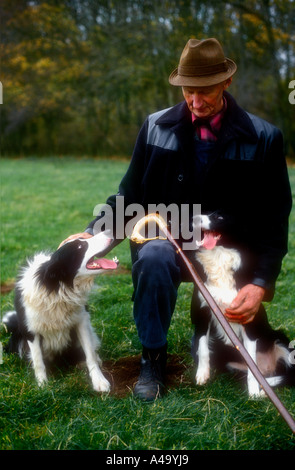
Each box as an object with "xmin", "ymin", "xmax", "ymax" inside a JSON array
[{"xmin": 169, "ymin": 38, "xmax": 237, "ymax": 87}]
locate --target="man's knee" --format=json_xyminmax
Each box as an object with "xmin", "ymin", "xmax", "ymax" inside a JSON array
[
  {"xmin": 136, "ymin": 240, "xmax": 177, "ymax": 269},
  {"xmin": 132, "ymin": 240, "xmax": 180, "ymax": 285}
]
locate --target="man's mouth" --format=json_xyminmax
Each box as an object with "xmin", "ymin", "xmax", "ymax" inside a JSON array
[
  {"xmin": 196, "ymin": 230, "xmax": 221, "ymax": 250},
  {"xmin": 86, "ymin": 256, "xmax": 119, "ymax": 270}
]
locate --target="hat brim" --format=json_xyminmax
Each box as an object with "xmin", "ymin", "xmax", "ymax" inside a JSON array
[{"xmin": 169, "ymin": 58, "xmax": 237, "ymax": 87}]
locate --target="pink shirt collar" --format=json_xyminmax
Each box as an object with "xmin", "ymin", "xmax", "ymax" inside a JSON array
[{"xmin": 192, "ymin": 96, "xmax": 227, "ymax": 141}]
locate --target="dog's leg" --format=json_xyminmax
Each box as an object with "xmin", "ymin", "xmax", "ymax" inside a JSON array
[
  {"xmin": 195, "ymin": 334, "xmax": 211, "ymax": 385},
  {"xmin": 191, "ymin": 298, "xmax": 211, "ymax": 386},
  {"xmin": 242, "ymin": 331, "xmax": 263, "ymax": 398},
  {"xmin": 76, "ymin": 313, "xmax": 110, "ymax": 392},
  {"xmin": 27, "ymin": 335, "xmax": 47, "ymax": 386}
]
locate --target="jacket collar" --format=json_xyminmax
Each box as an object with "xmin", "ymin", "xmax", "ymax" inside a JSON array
[{"xmin": 155, "ymin": 91, "xmax": 258, "ymax": 145}]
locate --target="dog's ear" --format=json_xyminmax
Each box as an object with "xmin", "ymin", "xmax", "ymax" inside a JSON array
[
  {"xmin": 35, "ymin": 257, "xmax": 75, "ymax": 293},
  {"xmin": 231, "ymin": 252, "xmax": 242, "ymax": 272},
  {"xmin": 35, "ymin": 240, "xmax": 88, "ymax": 293}
]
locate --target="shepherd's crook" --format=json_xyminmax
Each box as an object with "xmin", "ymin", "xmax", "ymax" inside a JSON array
[{"xmin": 131, "ymin": 213, "xmax": 295, "ymax": 434}]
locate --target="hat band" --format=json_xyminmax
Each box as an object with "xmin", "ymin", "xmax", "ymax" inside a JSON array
[{"xmin": 178, "ymin": 60, "xmax": 228, "ymax": 77}]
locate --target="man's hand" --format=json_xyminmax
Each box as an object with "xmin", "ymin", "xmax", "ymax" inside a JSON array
[
  {"xmin": 58, "ymin": 232, "xmax": 93, "ymax": 248},
  {"xmin": 225, "ymin": 284, "xmax": 266, "ymax": 325}
]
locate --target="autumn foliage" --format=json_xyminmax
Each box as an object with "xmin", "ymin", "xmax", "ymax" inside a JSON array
[{"xmin": 1, "ymin": 0, "xmax": 295, "ymax": 158}]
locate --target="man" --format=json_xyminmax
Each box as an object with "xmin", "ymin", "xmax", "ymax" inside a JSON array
[{"xmin": 62, "ymin": 38, "xmax": 292, "ymax": 401}]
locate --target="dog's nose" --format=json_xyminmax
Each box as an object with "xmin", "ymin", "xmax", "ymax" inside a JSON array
[{"xmin": 193, "ymin": 214, "xmax": 210, "ymax": 230}]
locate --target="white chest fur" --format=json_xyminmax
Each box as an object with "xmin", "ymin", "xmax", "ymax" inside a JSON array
[{"xmin": 196, "ymin": 246, "xmax": 242, "ymax": 344}]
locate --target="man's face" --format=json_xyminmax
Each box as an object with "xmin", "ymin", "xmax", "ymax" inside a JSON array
[{"xmin": 182, "ymin": 79, "xmax": 231, "ymax": 118}]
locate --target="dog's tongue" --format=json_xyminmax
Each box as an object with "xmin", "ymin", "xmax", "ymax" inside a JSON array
[
  {"xmin": 87, "ymin": 258, "xmax": 118, "ymax": 270},
  {"xmin": 202, "ymin": 231, "xmax": 219, "ymax": 250}
]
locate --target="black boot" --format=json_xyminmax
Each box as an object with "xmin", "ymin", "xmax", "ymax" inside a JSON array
[{"xmin": 133, "ymin": 344, "xmax": 167, "ymax": 401}]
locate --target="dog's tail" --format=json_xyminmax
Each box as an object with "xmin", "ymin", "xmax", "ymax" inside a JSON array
[
  {"xmin": 2, "ymin": 311, "xmax": 26, "ymax": 356},
  {"xmin": 228, "ymin": 341, "xmax": 295, "ymax": 387},
  {"xmin": 3, "ymin": 311, "xmax": 18, "ymax": 333}
]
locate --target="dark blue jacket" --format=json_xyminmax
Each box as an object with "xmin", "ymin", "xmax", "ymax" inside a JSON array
[{"xmin": 88, "ymin": 92, "xmax": 292, "ymax": 298}]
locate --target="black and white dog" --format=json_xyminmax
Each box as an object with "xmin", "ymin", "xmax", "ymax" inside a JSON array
[
  {"xmin": 3, "ymin": 233, "xmax": 118, "ymax": 392},
  {"xmin": 191, "ymin": 211, "xmax": 294, "ymax": 397}
]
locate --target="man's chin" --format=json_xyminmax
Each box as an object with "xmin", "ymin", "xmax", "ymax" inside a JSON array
[{"xmin": 192, "ymin": 109, "xmax": 212, "ymax": 118}]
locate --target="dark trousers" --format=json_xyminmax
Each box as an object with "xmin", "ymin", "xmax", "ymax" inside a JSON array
[{"xmin": 131, "ymin": 239, "xmax": 198, "ymax": 349}]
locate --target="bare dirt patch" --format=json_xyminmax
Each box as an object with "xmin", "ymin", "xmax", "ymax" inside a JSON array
[
  {"xmin": 1, "ymin": 281, "xmax": 15, "ymax": 295},
  {"xmin": 103, "ymin": 354, "xmax": 192, "ymax": 397}
]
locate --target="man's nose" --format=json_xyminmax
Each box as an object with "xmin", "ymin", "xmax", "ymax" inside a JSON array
[{"xmin": 192, "ymin": 93, "xmax": 204, "ymax": 108}]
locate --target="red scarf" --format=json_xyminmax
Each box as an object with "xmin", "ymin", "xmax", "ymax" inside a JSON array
[{"xmin": 192, "ymin": 97, "xmax": 227, "ymax": 141}]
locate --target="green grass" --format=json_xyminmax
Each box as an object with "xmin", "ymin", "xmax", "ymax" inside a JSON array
[{"xmin": 1, "ymin": 157, "xmax": 295, "ymax": 450}]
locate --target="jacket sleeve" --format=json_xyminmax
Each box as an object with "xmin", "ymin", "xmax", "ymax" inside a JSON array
[{"xmin": 249, "ymin": 128, "xmax": 292, "ymax": 299}]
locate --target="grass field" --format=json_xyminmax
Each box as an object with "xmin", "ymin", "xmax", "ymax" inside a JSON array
[{"xmin": 1, "ymin": 157, "xmax": 295, "ymax": 451}]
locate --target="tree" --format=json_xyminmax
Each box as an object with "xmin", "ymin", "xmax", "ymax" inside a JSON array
[{"xmin": 1, "ymin": 0, "xmax": 294, "ymax": 157}]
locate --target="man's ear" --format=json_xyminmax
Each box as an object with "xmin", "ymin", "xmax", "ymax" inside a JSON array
[{"xmin": 224, "ymin": 77, "xmax": 232, "ymax": 90}]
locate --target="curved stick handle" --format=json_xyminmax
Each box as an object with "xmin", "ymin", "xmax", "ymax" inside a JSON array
[{"xmin": 131, "ymin": 213, "xmax": 168, "ymax": 243}]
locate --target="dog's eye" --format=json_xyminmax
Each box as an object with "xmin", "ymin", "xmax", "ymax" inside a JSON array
[
  {"xmin": 217, "ymin": 216, "xmax": 223, "ymax": 220},
  {"xmin": 78, "ymin": 244, "xmax": 82, "ymax": 249}
]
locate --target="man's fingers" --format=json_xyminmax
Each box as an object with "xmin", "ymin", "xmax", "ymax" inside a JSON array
[
  {"xmin": 229, "ymin": 292, "xmax": 246, "ymax": 310},
  {"xmin": 225, "ymin": 309, "xmax": 255, "ymax": 324},
  {"xmin": 225, "ymin": 284, "xmax": 266, "ymax": 324}
]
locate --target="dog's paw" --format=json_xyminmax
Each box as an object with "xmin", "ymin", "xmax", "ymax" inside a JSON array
[
  {"xmin": 92, "ymin": 374, "xmax": 111, "ymax": 393},
  {"xmin": 248, "ymin": 390, "xmax": 264, "ymax": 399},
  {"xmin": 248, "ymin": 376, "xmax": 283, "ymax": 399},
  {"xmin": 195, "ymin": 367, "xmax": 210, "ymax": 386},
  {"xmin": 258, "ymin": 388, "xmax": 267, "ymax": 398},
  {"xmin": 36, "ymin": 375, "xmax": 48, "ymax": 387},
  {"xmin": 248, "ymin": 387, "xmax": 267, "ymax": 399},
  {"xmin": 248, "ymin": 382, "xmax": 265, "ymax": 399}
]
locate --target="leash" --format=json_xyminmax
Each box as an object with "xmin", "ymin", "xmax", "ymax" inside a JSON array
[{"xmin": 131, "ymin": 213, "xmax": 295, "ymax": 434}]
